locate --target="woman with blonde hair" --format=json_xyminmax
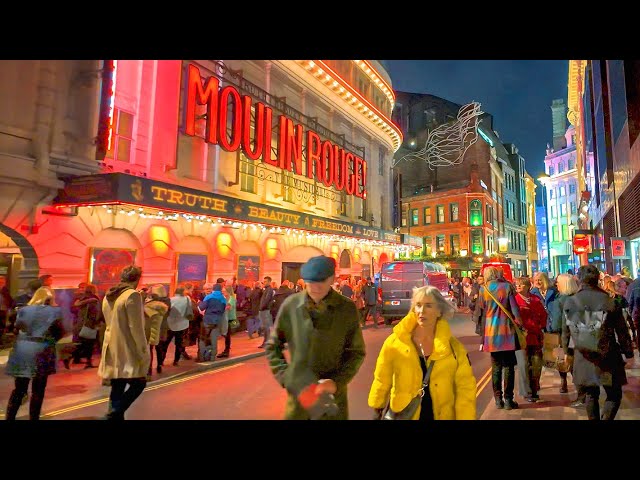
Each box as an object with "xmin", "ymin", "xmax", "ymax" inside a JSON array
[
  {"xmin": 549, "ymin": 273, "xmax": 582, "ymax": 402},
  {"xmin": 369, "ymin": 285, "xmax": 476, "ymax": 420},
  {"xmin": 531, "ymin": 272, "xmax": 558, "ymax": 311},
  {"xmin": 5, "ymin": 287, "xmax": 65, "ymax": 420}
]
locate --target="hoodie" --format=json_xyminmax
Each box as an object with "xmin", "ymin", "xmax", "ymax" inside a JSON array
[{"xmin": 144, "ymin": 297, "xmax": 169, "ymax": 345}]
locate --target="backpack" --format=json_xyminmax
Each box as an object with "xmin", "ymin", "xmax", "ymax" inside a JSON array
[{"xmin": 565, "ymin": 297, "xmax": 606, "ymax": 353}]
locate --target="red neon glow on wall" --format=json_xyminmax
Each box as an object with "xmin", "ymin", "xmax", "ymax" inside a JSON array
[
  {"xmin": 183, "ymin": 63, "xmax": 366, "ymax": 198},
  {"xmin": 95, "ymin": 60, "xmax": 117, "ymax": 161}
]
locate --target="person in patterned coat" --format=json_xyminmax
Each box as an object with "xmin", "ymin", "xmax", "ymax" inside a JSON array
[{"xmin": 475, "ymin": 266, "xmax": 523, "ymax": 410}]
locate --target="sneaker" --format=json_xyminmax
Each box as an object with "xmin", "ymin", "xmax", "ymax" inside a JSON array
[
  {"xmin": 525, "ymin": 396, "xmax": 537, "ymax": 403},
  {"xmin": 569, "ymin": 398, "xmax": 586, "ymax": 408}
]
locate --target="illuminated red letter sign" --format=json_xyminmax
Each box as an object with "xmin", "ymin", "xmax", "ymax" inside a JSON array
[{"xmin": 572, "ymin": 234, "xmax": 590, "ymax": 255}]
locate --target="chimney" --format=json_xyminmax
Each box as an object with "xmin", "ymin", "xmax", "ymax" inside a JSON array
[{"xmin": 551, "ymin": 99, "xmax": 567, "ymax": 151}]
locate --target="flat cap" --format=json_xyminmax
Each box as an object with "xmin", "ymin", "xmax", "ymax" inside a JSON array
[{"xmin": 300, "ymin": 255, "xmax": 336, "ymax": 283}]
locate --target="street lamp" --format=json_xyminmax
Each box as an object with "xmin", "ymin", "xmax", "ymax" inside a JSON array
[{"xmin": 537, "ymin": 173, "xmax": 553, "ymax": 276}]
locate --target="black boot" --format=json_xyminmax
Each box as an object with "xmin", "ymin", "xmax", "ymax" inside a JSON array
[
  {"xmin": 601, "ymin": 401, "xmax": 620, "ymax": 421},
  {"xmin": 503, "ymin": 366, "xmax": 518, "ymax": 409},
  {"xmin": 494, "ymin": 396, "xmax": 505, "ymax": 409},
  {"xmin": 491, "ymin": 364, "xmax": 503, "ymax": 400},
  {"xmin": 559, "ymin": 372, "xmax": 568, "ymax": 393}
]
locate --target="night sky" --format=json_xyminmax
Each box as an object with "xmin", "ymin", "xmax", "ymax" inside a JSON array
[{"xmin": 383, "ymin": 60, "xmax": 569, "ymax": 178}]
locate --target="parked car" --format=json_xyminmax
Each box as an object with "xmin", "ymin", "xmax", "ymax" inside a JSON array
[{"xmin": 380, "ymin": 261, "xmax": 451, "ymax": 322}]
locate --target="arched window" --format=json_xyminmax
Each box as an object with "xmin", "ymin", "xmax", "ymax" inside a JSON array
[{"xmin": 469, "ymin": 200, "xmax": 483, "ymax": 226}]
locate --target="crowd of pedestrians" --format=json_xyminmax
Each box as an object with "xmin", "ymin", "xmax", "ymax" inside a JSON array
[
  {"xmin": 470, "ymin": 263, "xmax": 639, "ymax": 420},
  {"xmin": 3, "ymin": 258, "xmax": 640, "ymax": 421}
]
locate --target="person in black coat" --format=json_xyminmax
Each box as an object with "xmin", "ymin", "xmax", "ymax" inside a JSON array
[
  {"xmin": 270, "ymin": 282, "xmax": 294, "ymax": 320},
  {"xmin": 247, "ymin": 282, "xmax": 263, "ymax": 339}
]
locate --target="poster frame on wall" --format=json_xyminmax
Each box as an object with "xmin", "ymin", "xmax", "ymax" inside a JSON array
[
  {"xmin": 175, "ymin": 252, "xmax": 209, "ymax": 291},
  {"xmin": 236, "ymin": 255, "xmax": 261, "ymax": 285},
  {"xmin": 89, "ymin": 247, "xmax": 137, "ymax": 293}
]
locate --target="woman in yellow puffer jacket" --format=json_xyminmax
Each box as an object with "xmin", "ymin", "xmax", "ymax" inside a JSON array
[{"xmin": 368, "ymin": 285, "xmax": 477, "ymax": 420}]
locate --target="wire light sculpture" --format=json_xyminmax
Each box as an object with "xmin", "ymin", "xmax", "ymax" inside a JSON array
[{"xmin": 394, "ymin": 101, "xmax": 483, "ymax": 170}]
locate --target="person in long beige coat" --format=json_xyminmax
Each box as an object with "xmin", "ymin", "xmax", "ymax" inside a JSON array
[{"xmin": 98, "ymin": 265, "xmax": 150, "ymax": 420}]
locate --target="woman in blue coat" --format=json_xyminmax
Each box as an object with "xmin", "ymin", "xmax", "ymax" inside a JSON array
[{"xmin": 5, "ymin": 287, "xmax": 65, "ymax": 420}]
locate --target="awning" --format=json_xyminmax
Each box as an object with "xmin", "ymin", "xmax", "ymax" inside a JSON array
[{"xmin": 53, "ymin": 173, "xmax": 403, "ymax": 246}]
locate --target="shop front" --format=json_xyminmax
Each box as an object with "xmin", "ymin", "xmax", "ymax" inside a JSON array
[{"xmin": 52, "ymin": 173, "xmax": 403, "ymax": 292}]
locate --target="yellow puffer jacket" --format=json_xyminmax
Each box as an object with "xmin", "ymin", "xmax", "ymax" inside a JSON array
[{"xmin": 368, "ymin": 311, "xmax": 477, "ymax": 420}]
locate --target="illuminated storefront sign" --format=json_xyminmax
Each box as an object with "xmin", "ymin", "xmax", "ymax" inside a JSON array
[
  {"xmin": 54, "ymin": 173, "xmax": 400, "ymax": 243},
  {"xmin": 611, "ymin": 237, "xmax": 628, "ymax": 259},
  {"xmin": 470, "ymin": 229, "xmax": 483, "ymax": 255},
  {"xmin": 183, "ymin": 63, "xmax": 367, "ymax": 199},
  {"xmin": 95, "ymin": 60, "xmax": 117, "ymax": 161},
  {"xmin": 572, "ymin": 233, "xmax": 590, "ymax": 255}
]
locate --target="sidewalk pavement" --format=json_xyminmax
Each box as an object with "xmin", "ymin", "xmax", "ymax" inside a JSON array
[
  {"xmin": 480, "ymin": 351, "xmax": 640, "ymax": 420},
  {"xmin": 0, "ymin": 328, "xmax": 270, "ymax": 419}
]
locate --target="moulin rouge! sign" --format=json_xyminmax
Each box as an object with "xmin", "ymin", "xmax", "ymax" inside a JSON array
[{"xmin": 183, "ymin": 63, "xmax": 367, "ymax": 199}]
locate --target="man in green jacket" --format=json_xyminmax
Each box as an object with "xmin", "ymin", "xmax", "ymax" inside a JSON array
[{"xmin": 265, "ymin": 255, "xmax": 366, "ymax": 420}]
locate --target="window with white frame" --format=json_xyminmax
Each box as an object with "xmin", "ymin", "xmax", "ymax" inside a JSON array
[
  {"xmin": 550, "ymin": 205, "xmax": 556, "ymax": 218},
  {"xmin": 559, "ymin": 185, "xmax": 566, "ymax": 197},
  {"xmin": 560, "ymin": 203, "xmax": 567, "ymax": 216},
  {"xmin": 569, "ymin": 183, "xmax": 576, "ymax": 194},
  {"xmin": 106, "ymin": 108, "xmax": 134, "ymax": 163},
  {"xmin": 558, "ymin": 161, "xmax": 565, "ymax": 173}
]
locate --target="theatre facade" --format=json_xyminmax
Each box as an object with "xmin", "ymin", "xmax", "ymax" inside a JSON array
[{"xmin": 0, "ymin": 60, "xmax": 405, "ymax": 295}]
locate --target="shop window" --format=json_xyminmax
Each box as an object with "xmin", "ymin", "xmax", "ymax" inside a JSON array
[
  {"xmin": 106, "ymin": 108, "xmax": 134, "ymax": 163},
  {"xmin": 411, "ymin": 208, "xmax": 419, "ymax": 226},
  {"xmin": 240, "ymin": 154, "xmax": 256, "ymax": 194},
  {"xmin": 424, "ymin": 207, "xmax": 431, "ymax": 225},
  {"xmin": 338, "ymin": 191, "xmax": 347, "ymax": 217},
  {"xmin": 378, "ymin": 146, "xmax": 386, "ymax": 176},
  {"xmin": 450, "ymin": 203, "xmax": 459, "ymax": 222},
  {"xmin": 450, "ymin": 234, "xmax": 460, "ymax": 255},
  {"xmin": 424, "ymin": 236, "xmax": 432, "ymax": 256}
]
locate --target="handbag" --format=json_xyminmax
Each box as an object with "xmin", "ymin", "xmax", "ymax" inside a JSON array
[
  {"xmin": 381, "ymin": 354, "xmax": 434, "ymax": 420},
  {"xmin": 79, "ymin": 325, "xmax": 98, "ymax": 339},
  {"xmin": 485, "ymin": 287, "xmax": 527, "ymax": 350}
]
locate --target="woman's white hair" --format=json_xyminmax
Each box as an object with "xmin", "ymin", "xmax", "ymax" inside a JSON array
[
  {"xmin": 555, "ymin": 273, "xmax": 579, "ymax": 295},
  {"xmin": 411, "ymin": 285, "xmax": 456, "ymax": 320}
]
